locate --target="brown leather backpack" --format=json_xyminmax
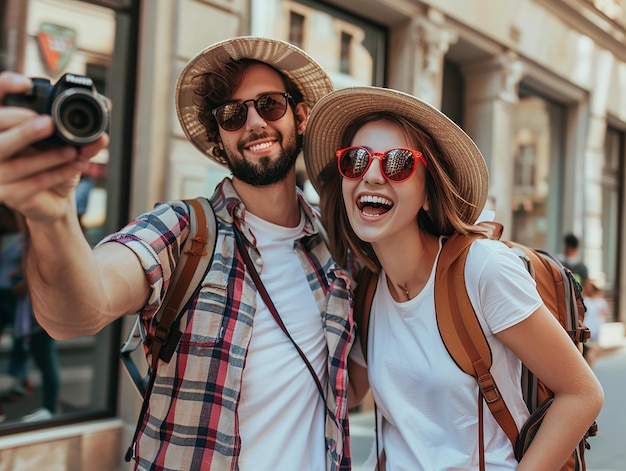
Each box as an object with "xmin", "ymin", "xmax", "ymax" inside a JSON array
[{"xmin": 354, "ymin": 224, "xmax": 597, "ymax": 470}]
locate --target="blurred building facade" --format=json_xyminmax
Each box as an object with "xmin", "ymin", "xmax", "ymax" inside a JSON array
[{"xmin": 0, "ymin": 0, "xmax": 624, "ymax": 469}]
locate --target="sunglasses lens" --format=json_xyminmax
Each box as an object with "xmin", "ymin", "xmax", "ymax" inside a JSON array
[
  {"xmin": 216, "ymin": 103, "xmax": 247, "ymax": 131},
  {"xmin": 215, "ymin": 93, "xmax": 289, "ymax": 131},
  {"xmin": 256, "ymin": 93, "xmax": 289, "ymax": 121},
  {"xmin": 339, "ymin": 147, "xmax": 371, "ymax": 179},
  {"xmin": 382, "ymin": 149, "xmax": 415, "ymax": 181}
]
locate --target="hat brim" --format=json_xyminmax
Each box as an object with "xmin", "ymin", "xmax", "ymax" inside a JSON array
[
  {"xmin": 176, "ymin": 36, "xmax": 334, "ymax": 163},
  {"xmin": 303, "ymin": 86, "xmax": 489, "ymax": 225}
]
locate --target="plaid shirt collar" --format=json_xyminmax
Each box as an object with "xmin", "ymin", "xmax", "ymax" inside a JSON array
[{"xmin": 209, "ymin": 177, "xmax": 321, "ymax": 238}]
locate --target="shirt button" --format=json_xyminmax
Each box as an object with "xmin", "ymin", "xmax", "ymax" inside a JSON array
[{"xmin": 255, "ymin": 258, "xmax": 263, "ymax": 266}]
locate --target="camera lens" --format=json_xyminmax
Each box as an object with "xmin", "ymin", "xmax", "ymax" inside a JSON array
[
  {"xmin": 61, "ymin": 100, "xmax": 99, "ymax": 136},
  {"xmin": 51, "ymin": 88, "xmax": 108, "ymax": 145}
]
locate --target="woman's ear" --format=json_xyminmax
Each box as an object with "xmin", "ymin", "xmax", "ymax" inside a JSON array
[{"xmin": 295, "ymin": 102, "xmax": 308, "ymax": 135}]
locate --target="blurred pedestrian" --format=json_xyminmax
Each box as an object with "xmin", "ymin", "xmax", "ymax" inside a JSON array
[
  {"xmin": 582, "ymin": 274, "xmax": 608, "ymax": 367},
  {"xmin": 0, "ymin": 205, "xmax": 60, "ymax": 422},
  {"xmin": 559, "ymin": 233, "xmax": 589, "ymax": 286},
  {"xmin": 12, "ymin": 277, "xmax": 60, "ymax": 422},
  {"xmin": 0, "ymin": 205, "xmax": 32, "ymax": 402}
]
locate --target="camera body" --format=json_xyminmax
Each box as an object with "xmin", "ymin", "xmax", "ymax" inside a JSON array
[{"xmin": 3, "ymin": 73, "xmax": 110, "ymax": 147}]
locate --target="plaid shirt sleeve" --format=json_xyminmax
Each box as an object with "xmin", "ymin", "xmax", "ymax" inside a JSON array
[{"xmin": 98, "ymin": 200, "xmax": 191, "ymax": 319}]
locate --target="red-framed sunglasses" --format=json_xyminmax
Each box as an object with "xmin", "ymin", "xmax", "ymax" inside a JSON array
[{"xmin": 336, "ymin": 146, "xmax": 427, "ymax": 183}]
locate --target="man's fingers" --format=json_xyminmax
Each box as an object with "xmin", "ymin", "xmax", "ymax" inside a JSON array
[
  {"xmin": 78, "ymin": 134, "xmax": 110, "ymax": 160},
  {"xmin": 0, "ymin": 160, "xmax": 86, "ymax": 208},
  {"xmin": 0, "ymin": 107, "xmax": 38, "ymax": 130},
  {"xmin": 0, "ymin": 72, "xmax": 32, "ymax": 100},
  {"xmin": 0, "ymin": 115, "xmax": 55, "ymax": 161},
  {"xmin": 0, "ymin": 145, "xmax": 79, "ymax": 183}
]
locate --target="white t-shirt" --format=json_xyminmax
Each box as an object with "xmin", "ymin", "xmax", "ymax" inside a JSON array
[
  {"xmin": 360, "ymin": 237, "xmax": 543, "ymax": 470},
  {"xmin": 237, "ymin": 210, "xmax": 327, "ymax": 471}
]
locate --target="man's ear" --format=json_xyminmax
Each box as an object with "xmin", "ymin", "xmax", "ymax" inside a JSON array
[{"xmin": 295, "ymin": 102, "xmax": 308, "ymax": 135}]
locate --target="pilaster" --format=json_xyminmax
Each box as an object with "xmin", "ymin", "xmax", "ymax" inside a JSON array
[
  {"xmin": 461, "ymin": 52, "xmax": 525, "ymax": 234},
  {"xmin": 388, "ymin": 7, "xmax": 457, "ymax": 107}
]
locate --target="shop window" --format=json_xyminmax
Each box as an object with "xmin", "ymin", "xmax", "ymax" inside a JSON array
[
  {"xmin": 511, "ymin": 91, "xmax": 566, "ymax": 250},
  {"xmin": 0, "ymin": 0, "xmax": 138, "ymax": 433}
]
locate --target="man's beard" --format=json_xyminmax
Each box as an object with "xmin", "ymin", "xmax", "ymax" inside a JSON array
[{"xmin": 226, "ymin": 132, "xmax": 302, "ymax": 186}]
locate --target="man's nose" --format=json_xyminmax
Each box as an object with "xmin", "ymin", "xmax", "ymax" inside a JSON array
[{"xmin": 245, "ymin": 103, "xmax": 267, "ymax": 131}]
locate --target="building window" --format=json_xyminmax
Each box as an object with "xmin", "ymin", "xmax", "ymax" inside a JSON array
[
  {"xmin": 511, "ymin": 92, "xmax": 566, "ymax": 250},
  {"xmin": 280, "ymin": 0, "xmax": 387, "ymax": 88},
  {"xmin": 602, "ymin": 126, "xmax": 624, "ymax": 319},
  {"xmin": 289, "ymin": 11, "xmax": 304, "ymax": 48},
  {"xmin": 339, "ymin": 32, "xmax": 352, "ymax": 74},
  {"xmin": 514, "ymin": 144, "xmax": 537, "ymax": 193}
]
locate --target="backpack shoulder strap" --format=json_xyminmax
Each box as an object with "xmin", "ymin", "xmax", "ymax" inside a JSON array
[
  {"xmin": 354, "ymin": 267, "xmax": 377, "ymax": 364},
  {"xmin": 434, "ymin": 233, "xmax": 492, "ymax": 375},
  {"xmin": 151, "ymin": 197, "xmax": 217, "ymax": 365},
  {"xmin": 434, "ymin": 233, "xmax": 518, "ymax": 448},
  {"xmin": 124, "ymin": 197, "xmax": 217, "ymax": 463}
]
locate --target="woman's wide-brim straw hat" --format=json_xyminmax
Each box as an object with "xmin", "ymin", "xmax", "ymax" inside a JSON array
[
  {"xmin": 304, "ymin": 86, "xmax": 489, "ymax": 224},
  {"xmin": 176, "ymin": 36, "xmax": 334, "ymax": 164}
]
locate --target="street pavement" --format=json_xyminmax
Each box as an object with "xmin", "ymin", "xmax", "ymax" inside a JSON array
[
  {"xmin": 350, "ymin": 345, "xmax": 626, "ymax": 471},
  {"xmin": 585, "ymin": 346, "xmax": 626, "ymax": 471}
]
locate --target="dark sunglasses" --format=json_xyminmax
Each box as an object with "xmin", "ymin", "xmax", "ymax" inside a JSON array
[
  {"xmin": 212, "ymin": 92, "xmax": 292, "ymax": 131},
  {"xmin": 336, "ymin": 146, "xmax": 427, "ymax": 183}
]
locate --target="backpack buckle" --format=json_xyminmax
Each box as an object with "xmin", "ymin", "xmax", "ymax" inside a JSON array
[
  {"xmin": 478, "ymin": 374, "xmax": 500, "ymax": 403},
  {"xmin": 153, "ymin": 322, "xmax": 169, "ymax": 345}
]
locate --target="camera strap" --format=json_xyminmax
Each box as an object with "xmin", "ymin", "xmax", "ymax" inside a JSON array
[{"xmin": 232, "ymin": 224, "xmax": 332, "ymax": 419}]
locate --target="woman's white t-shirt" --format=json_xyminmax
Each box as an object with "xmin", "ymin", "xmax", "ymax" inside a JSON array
[{"xmin": 363, "ymin": 237, "xmax": 543, "ymax": 470}]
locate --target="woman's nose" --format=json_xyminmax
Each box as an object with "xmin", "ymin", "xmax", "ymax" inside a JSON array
[{"xmin": 362, "ymin": 155, "xmax": 385, "ymax": 184}]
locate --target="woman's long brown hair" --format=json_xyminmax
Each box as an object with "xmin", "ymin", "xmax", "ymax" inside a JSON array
[{"xmin": 318, "ymin": 112, "xmax": 484, "ymax": 272}]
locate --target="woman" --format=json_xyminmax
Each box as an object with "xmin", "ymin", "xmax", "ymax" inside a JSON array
[{"xmin": 302, "ymin": 86, "xmax": 603, "ymax": 470}]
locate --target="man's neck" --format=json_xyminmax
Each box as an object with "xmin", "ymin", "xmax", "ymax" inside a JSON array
[{"xmin": 232, "ymin": 175, "xmax": 301, "ymax": 227}]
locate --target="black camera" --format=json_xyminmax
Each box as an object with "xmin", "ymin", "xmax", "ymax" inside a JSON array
[{"xmin": 3, "ymin": 73, "xmax": 110, "ymax": 147}]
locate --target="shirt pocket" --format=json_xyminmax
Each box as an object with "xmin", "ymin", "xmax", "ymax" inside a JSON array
[{"xmin": 179, "ymin": 281, "xmax": 229, "ymax": 347}]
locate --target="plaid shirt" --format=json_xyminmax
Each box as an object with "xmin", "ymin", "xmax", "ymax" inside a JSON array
[{"xmin": 104, "ymin": 178, "xmax": 355, "ymax": 471}]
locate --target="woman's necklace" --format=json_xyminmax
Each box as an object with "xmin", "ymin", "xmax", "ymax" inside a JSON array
[{"xmin": 395, "ymin": 240, "xmax": 428, "ymax": 301}]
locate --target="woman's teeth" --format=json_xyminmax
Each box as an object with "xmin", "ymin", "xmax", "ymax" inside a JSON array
[
  {"xmin": 359, "ymin": 195, "xmax": 393, "ymax": 207},
  {"xmin": 357, "ymin": 195, "xmax": 393, "ymax": 215}
]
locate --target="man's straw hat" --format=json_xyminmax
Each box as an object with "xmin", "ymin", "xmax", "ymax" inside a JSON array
[{"xmin": 176, "ymin": 36, "xmax": 334, "ymax": 163}]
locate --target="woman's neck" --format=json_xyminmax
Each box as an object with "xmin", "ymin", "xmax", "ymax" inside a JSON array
[{"xmin": 375, "ymin": 231, "xmax": 438, "ymax": 301}]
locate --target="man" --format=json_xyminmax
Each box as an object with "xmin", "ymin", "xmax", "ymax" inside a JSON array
[{"xmin": 0, "ymin": 37, "xmax": 353, "ymax": 470}]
